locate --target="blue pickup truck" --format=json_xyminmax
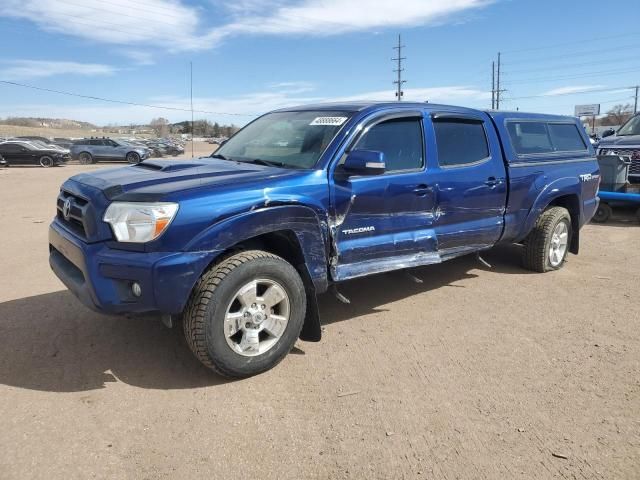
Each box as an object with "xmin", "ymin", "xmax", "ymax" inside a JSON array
[{"xmin": 49, "ymin": 102, "xmax": 599, "ymax": 377}]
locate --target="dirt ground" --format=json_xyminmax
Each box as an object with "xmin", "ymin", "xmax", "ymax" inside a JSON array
[{"xmin": 0, "ymin": 162, "xmax": 638, "ymax": 479}]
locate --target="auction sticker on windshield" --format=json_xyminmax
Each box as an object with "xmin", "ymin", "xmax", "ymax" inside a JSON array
[{"xmin": 309, "ymin": 117, "xmax": 348, "ymax": 126}]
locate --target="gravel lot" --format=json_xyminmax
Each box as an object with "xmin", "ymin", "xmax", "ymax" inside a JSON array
[{"xmin": 0, "ymin": 162, "xmax": 638, "ymax": 479}]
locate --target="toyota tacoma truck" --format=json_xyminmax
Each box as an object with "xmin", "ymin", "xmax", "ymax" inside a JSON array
[{"xmin": 49, "ymin": 102, "xmax": 600, "ymax": 377}]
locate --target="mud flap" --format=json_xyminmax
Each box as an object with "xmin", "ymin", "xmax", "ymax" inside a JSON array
[{"xmin": 297, "ymin": 264, "xmax": 322, "ymax": 342}]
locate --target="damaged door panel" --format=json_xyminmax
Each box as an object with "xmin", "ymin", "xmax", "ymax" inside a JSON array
[{"xmin": 328, "ymin": 112, "xmax": 443, "ymax": 281}]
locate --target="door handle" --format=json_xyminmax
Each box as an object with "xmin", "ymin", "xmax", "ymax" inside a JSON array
[
  {"xmin": 413, "ymin": 184, "xmax": 432, "ymax": 196},
  {"xmin": 484, "ymin": 177, "xmax": 500, "ymax": 188}
]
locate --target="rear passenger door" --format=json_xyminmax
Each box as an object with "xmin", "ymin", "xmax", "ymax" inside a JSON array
[
  {"xmin": 425, "ymin": 112, "xmax": 508, "ymax": 254},
  {"xmin": 90, "ymin": 139, "xmax": 108, "ymax": 159}
]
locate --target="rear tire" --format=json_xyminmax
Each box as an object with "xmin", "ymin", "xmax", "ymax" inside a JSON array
[
  {"xmin": 522, "ymin": 207, "xmax": 572, "ymax": 273},
  {"xmin": 39, "ymin": 156, "xmax": 53, "ymax": 168},
  {"xmin": 592, "ymin": 203, "xmax": 612, "ymax": 223},
  {"xmin": 78, "ymin": 152, "xmax": 93, "ymax": 165},
  {"xmin": 182, "ymin": 250, "xmax": 306, "ymax": 378}
]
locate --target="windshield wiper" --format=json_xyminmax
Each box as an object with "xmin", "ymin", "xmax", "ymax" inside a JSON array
[{"xmin": 241, "ymin": 158, "xmax": 286, "ymax": 168}]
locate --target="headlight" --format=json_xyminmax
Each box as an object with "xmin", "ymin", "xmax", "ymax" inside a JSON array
[{"xmin": 103, "ymin": 202, "xmax": 179, "ymax": 243}]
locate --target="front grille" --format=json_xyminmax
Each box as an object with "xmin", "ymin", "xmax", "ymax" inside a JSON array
[
  {"xmin": 599, "ymin": 148, "xmax": 640, "ymax": 176},
  {"xmin": 56, "ymin": 190, "xmax": 93, "ymax": 239}
]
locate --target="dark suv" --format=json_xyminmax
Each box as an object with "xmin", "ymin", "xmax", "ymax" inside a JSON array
[{"xmin": 70, "ymin": 138, "xmax": 150, "ymax": 164}]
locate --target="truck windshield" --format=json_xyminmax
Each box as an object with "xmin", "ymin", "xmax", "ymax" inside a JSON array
[
  {"xmin": 617, "ymin": 115, "xmax": 640, "ymax": 136},
  {"xmin": 214, "ymin": 110, "xmax": 352, "ymax": 169}
]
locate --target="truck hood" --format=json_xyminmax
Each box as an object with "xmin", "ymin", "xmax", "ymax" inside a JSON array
[
  {"xmin": 69, "ymin": 158, "xmax": 307, "ymax": 201},
  {"xmin": 599, "ymin": 135, "xmax": 640, "ymax": 147}
]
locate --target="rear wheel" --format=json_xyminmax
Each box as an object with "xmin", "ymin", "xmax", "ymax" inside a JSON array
[
  {"xmin": 39, "ymin": 156, "xmax": 54, "ymax": 168},
  {"xmin": 126, "ymin": 152, "xmax": 141, "ymax": 164},
  {"xmin": 78, "ymin": 152, "xmax": 93, "ymax": 165},
  {"xmin": 592, "ymin": 203, "xmax": 612, "ymax": 223},
  {"xmin": 522, "ymin": 206, "xmax": 571, "ymax": 273},
  {"xmin": 182, "ymin": 250, "xmax": 306, "ymax": 378}
]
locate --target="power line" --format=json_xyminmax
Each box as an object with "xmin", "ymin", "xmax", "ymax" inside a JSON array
[
  {"xmin": 0, "ymin": 80, "xmax": 257, "ymax": 117},
  {"xmin": 504, "ymin": 67, "xmax": 640, "ymax": 86},
  {"xmin": 504, "ymin": 55, "xmax": 640, "ymax": 76},
  {"xmin": 502, "ymin": 31, "xmax": 640, "ymax": 54},
  {"xmin": 503, "ymin": 43, "xmax": 640, "ymax": 66},
  {"xmin": 508, "ymin": 86, "xmax": 638, "ymax": 101},
  {"xmin": 54, "ymin": 0, "xmax": 187, "ymax": 27}
]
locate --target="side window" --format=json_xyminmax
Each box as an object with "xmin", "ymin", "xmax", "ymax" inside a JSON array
[
  {"xmin": 507, "ymin": 122, "xmax": 587, "ymax": 155},
  {"xmin": 547, "ymin": 123, "xmax": 587, "ymax": 151},
  {"xmin": 433, "ymin": 119, "xmax": 489, "ymax": 167},
  {"xmin": 89, "ymin": 139, "xmax": 104, "ymax": 146},
  {"xmin": 355, "ymin": 118, "xmax": 424, "ymax": 171},
  {"xmin": 506, "ymin": 122, "xmax": 553, "ymax": 155}
]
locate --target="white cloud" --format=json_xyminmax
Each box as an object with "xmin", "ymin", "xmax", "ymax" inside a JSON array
[
  {"xmin": 0, "ymin": 0, "xmax": 209, "ymax": 51},
  {"xmin": 118, "ymin": 50, "xmax": 156, "ymax": 66},
  {"xmin": 0, "ymin": 0, "xmax": 493, "ymax": 52},
  {"xmin": 2, "ymin": 60, "xmax": 117, "ymax": 80},
  {"xmin": 221, "ymin": 0, "xmax": 493, "ymax": 37},
  {"xmin": 541, "ymin": 85, "xmax": 606, "ymax": 96}
]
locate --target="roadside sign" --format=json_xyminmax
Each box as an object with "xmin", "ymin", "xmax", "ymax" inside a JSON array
[{"xmin": 574, "ymin": 104, "xmax": 600, "ymax": 116}]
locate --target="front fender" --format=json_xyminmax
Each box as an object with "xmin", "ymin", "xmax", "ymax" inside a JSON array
[
  {"xmin": 185, "ymin": 205, "xmax": 330, "ymax": 292},
  {"xmin": 518, "ymin": 176, "xmax": 581, "ymax": 241}
]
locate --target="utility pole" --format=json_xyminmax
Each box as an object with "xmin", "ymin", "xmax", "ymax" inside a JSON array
[
  {"xmin": 190, "ymin": 61, "xmax": 194, "ymax": 158},
  {"xmin": 634, "ymin": 85, "xmax": 639, "ymax": 114},
  {"xmin": 491, "ymin": 61, "xmax": 495, "ymax": 109},
  {"xmin": 496, "ymin": 52, "xmax": 502, "ymax": 110},
  {"xmin": 392, "ymin": 34, "xmax": 406, "ymax": 101}
]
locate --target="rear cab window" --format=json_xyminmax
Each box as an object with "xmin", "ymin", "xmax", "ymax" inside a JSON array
[{"xmin": 506, "ymin": 121, "xmax": 587, "ymax": 156}]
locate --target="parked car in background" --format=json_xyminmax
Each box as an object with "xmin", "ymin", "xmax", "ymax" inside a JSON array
[
  {"xmin": 52, "ymin": 137, "xmax": 75, "ymax": 149},
  {"xmin": 49, "ymin": 102, "xmax": 599, "ymax": 377},
  {"xmin": 0, "ymin": 140, "xmax": 69, "ymax": 167},
  {"xmin": 70, "ymin": 138, "xmax": 150, "ymax": 164},
  {"xmin": 597, "ymin": 113, "xmax": 640, "ymax": 183}
]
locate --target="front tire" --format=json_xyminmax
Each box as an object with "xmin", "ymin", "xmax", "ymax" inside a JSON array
[
  {"xmin": 522, "ymin": 207, "xmax": 571, "ymax": 272},
  {"xmin": 183, "ymin": 250, "xmax": 306, "ymax": 378},
  {"xmin": 39, "ymin": 156, "xmax": 54, "ymax": 168},
  {"xmin": 126, "ymin": 152, "xmax": 141, "ymax": 164}
]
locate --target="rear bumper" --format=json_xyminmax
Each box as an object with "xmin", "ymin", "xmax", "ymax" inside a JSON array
[{"xmin": 49, "ymin": 221, "xmax": 219, "ymax": 315}]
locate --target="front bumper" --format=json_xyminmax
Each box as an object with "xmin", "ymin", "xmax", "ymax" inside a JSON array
[{"xmin": 49, "ymin": 221, "xmax": 219, "ymax": 315}]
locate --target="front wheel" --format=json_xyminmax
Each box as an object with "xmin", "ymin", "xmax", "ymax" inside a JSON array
[
  {"xmin": 522, "ymin": 206, "xmax": 572, "ymax": 273},
  {"xmin": 126, "ymin": 152, "xmax": 141, "ymax": 164},
  {"xmin": 182, "ymin": 250, "xmax": 306, "ymax": 378},
  {"xmin": 39, "ymin": 156, "xmax": 54, "ymax": 168}
]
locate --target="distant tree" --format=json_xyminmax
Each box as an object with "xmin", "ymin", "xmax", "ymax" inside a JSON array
[
  {"xmin": 213, "ymin": 122, "xmax": 221, "ymax": 137},
  {"xmin": 601, "ymin": 104, "xmax": 633, "ymax": 126},
  {"xmin": 149, "ymin": 117, "xmax": 170, "ymax": 137}
]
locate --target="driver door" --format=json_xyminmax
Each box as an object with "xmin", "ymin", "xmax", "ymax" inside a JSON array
[{"xmin": 329, "ymin": 111, "xmax": 439, "ymax": 281}]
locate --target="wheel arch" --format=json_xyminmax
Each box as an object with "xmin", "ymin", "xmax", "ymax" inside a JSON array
[
  {"xmin": 185, "ymin": 205, "xmax": 330, "ymax": 342},
  {"xmin": 520, "ymin": 182, "xmax": 582, "ymax": 254}
]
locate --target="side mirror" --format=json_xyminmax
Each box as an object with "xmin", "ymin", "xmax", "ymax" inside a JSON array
[
  {"xmin": 601, "ymin": 128, "xmax": 615, "ymax": 138},
  {"xmin": 341, "ymin": 149, "xmax": 386, "ymax": 175}
]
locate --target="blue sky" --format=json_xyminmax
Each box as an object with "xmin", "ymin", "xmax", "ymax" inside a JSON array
[{"xmin": 1, "ymin": 0, "xmax": 639, "ymax": 126}]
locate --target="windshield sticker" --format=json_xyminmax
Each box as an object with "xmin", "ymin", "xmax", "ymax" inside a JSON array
[{"xmin": 309, "ymin": 116, "xmax": 348, "ymax": 126}]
